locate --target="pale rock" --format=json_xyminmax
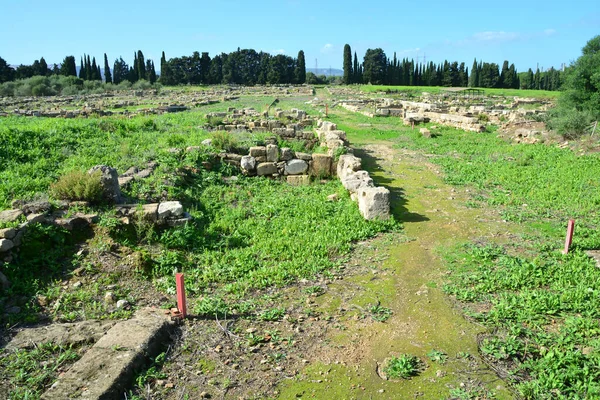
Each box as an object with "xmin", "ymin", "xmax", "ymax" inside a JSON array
[
  {"xmin": 157, "ymin": 201, "xmax": 184, "ymax": 220},
  {"xmin": 284, "ymin": 159, "xmax": 309, "ymax": 175},
  {"xmin": 257, "ymin": 162, "xmax": 278, "ymax": 176},
  {"xmin": 357, "ymin": 186, "xmax": 390, "ymax": 220},
  {"xmin": 241, "ymin": 156, "xmax": 257, "ymax": 171}
]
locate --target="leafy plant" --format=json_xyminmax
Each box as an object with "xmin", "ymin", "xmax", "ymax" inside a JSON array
[
  {"xmin": 427, "ymin": 349, "xmax": 448, "ymax": 364},
  {"xmin": 383, "ymin": 354, "xmax": 421, "ymax": 379},
  {"xmin": 369, "ymin": 303, "xmax": 393, "ymax": 322}
]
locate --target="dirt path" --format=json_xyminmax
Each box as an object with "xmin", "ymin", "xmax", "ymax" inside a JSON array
[{"xmin": 276, "ymin": 142, "xmax": 515, "ymax": 399}]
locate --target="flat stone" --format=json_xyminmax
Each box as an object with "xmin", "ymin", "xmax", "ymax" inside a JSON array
[
  {"xmin": 0, "ymin": 209, "xmax": 23, "ymax": 223},
  {"xmin": 0, "ymin": 228, "xmax": 17, "ymax": 239},
  {"xmin": 201, "ymin": 139, "xmax": 213, "ymax": 146},
  {"xmin": 132, "ymin": 203, "xmax": 159, "ymax": 223},
  {"xmin": 118, "ymin": 176, "xmax": 134, "ymax": 187},
  {"xmin": 284, "ymin": 159, "xmax": 309, "ymax": 175},
  {"xmin": 41, "ymin": 309, "xmax": 174, "ymax": 400},
  {"xmin": 0, "ymin": 239, "xmax": 14, "ymax": 253},
  {"xmin": 257, "ymin": 162, "xmax": 278, "ymax": 176},
  {"xmin": 157, "ymin": 201, "xmax": 184, "ymax": 220},
  {"xmin": 0, "ymin": 271, "xmax": 9, "ymax": 290}
]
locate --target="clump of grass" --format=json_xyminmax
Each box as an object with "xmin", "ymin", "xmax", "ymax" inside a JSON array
[
  {"xmin": 383, "ymin": 354, "xmax": 421, "ymax": 379},
  {"xmin": 211, "ymin": 131, "xmax": 238, "ymax": 152},
  {"xmin": 49, "ymin": 170, "xmax": 102, "ymax": 203}
]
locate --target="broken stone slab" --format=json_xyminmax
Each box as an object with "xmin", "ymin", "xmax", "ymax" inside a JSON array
[
  {"xmin": 342, "ymin": 171, "xmax": 374, "ymax": 193},
  {"xmin": 337, "ymin": 154, "xmax": 362, "ymax": 180},
  {"xmin": 257, "ymin": 162, "xmax": 278, "ymax": 176},
  {"xmin": 318, "ymin": 120, "xmax": 337, "ymax": 131},
  {"xmin": 6, "ymin": 320, "xmax": 116, "ymax": 350},
  {"xmin": 310, "ymin": 154, "xmax": 333, "ymax": 177},
  {"xmin": 284, "ymin": 159, "xmax": 309, "ymax": 175},
  {"xmin": 165, "ymin": 212, "xmax": 193, "ymax": 227},
  {"xmin": 357, "ymin": 186, "xmax": 391, "ymax": 220},
  {"xmin": 130, "ymin": 204, "xmax": 159, "ymax": 223},
  {"xmin": 287, "ymin": 175, "xmax": 311, "ymax": 186},
  {"xmin": 41, "ymin": 308, "xmax": 174, "ymax": 400},
  {"xmin": 26, "ymin": 213, "xmax": 46, "ymax": 224},
  {"xmin": 0, "ymin": 238, "xmax": 14, "ymax": 253},
  {"xmin": 54, "ymin": 215, "xmax": 91, "ymax": 231},
  {"xmin": 88, "ymin": 165, "xmax": 122, "ymax": 204},
  {"xmin": 420, "ymin": 128, "xmax": 431, "ymax": 138},
  {"xmin": 0, "ymin": 209, "xmax": 23, "ymax": 223},
  {"xmin": 118, "ymin": 176, "xmax": 134, "ymax": 187},
  {"xmin": 241, "ymin": 155, "xmax": 257, "ymax": 172},
  {"xmin": 0, "ymin": 228, "xmax": 16, "ymax": 239},
  {"xmin": 157, "ymin": 201, "xmax": 184, "ymax": 220}
]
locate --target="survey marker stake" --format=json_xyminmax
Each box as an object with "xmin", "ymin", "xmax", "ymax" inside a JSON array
[
  {"xmin": 176, "ymin": 273, "xmax": 187, "ymax": 318},
  {"xmin": 563, "ymin": 219, "xmax": 575, "ymax": 254}
]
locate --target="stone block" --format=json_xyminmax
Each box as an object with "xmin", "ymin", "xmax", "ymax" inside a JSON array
[
  {"xmin": 241, "ymin": 155, "xmax": 257, "ymax": 171},
  {"xmin": 0, "ymin": 228, "xmax": 16, "ymax": 239},
  {"xmin": 266, "ymin": 144, "xmax": 279, "ymax": 162},
  {"xmin": 0, "ymin": 238, "xmax": 15, "ymax": 253},
  {"xmin": 0, "ymin": 209, "xmax": 23, "ymax": 223},
  {"xmin": 157, "ymin": 201, "xmax": 184, "ymax": 220},
  {"xmin": 249, "ymin": 146, "xmax": 266, "ymax": 157},
  {"xmin": 357, "ymin": 186, "xmax": 390, "ymax": 220},
  {"xmin": 310, "ymin": 154, "xmax": 333, "ymax": 177},
  {"xmin": 257, "ymin": 162, "xmax": 278, "ymax": 176},
  {"xmin": 337, "ymin": 155, "xmax": 362, "ymax": 180},
  {"xmin": 295, "ymin": 152, "xmax": 312, "ymax": 161},
  {"xmin": 342, "ymin": 171, "xmax": 374, "ymax": 193},
  {"xmin": 280, "ymin": 148, "xmax": 295, "ymax": 161}
]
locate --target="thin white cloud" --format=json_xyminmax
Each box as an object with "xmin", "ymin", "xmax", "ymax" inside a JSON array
[
  {"xmin": 544, "ymin": 28, "xmax": 557, "ymax": 36},
  {"xmin": 272, "ymin": 49, "xmax": 286, "ymax": 55},
  {"xmin": 472, "ymin": 31, "xmax": 520, "ymax": 42},
  {"xmin": 321, "ymin": 43, "xmax": 334, "ymax": 54}
]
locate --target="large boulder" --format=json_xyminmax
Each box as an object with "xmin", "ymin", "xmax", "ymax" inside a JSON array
[
  {"xmin": 257, "ymin": 162, "xmax": 278, "ymax": 176},
  {"xmin": 284, "ymin": 159, "xmax": 309, "ymax": 175},
  {"xmin": 357, "ymin": 187, "xmax": 390, "ymax": 220},
  {"xmin": 0, "ymin": 209, "xmax": 23, "ymax": 223},
  {"xmin": 337, "ymin": 155, "xmax": 362, "ymax": 180},
  {"xmin": 88, "ymin": 165, "xmax": 122, "ymax": 204},
  {"xmin": 0, "ymin": 238, "xmax": 15, "ymax": 253}
]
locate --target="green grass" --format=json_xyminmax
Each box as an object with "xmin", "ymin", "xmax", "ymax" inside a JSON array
[
  {"xmin": 0, "ymin": 342, "xmax": 80, "ymax": 399},
  {"xmin": 359, "ymin": 85, "xmax": 560, "ymax": 99},
  {"xmin": 383, "ymin": 354, "xmax": 421, "ymax": 379}
]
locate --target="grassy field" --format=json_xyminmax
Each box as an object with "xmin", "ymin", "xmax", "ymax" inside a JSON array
[{"xmin": 359, "ymin": 84, "xmax": 561, "ymax": 99}]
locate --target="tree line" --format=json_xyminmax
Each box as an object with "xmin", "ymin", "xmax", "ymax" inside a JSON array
[
  {"xmin": 342, "ymin": 44, "xmax": 564, "ymax": 90},
  {"xmin": 0, "ymin": 48, "xmax": 306, "ymax": 86}
]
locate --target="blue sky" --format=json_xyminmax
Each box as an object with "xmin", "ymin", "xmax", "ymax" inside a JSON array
[{"xmin": 1, "ymin": 0, "xmax": 599, "ymax": 73}]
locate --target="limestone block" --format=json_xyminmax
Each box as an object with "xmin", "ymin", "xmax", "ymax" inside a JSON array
[
  {"xmin": 88, "ymin": 165, "xmax": 122, "ymax": 204},
  {"xmin": 357, "ymin": 186, "xmax": 390, "ymax": 220},
  {"xmin": 157, "ymin": 201, "xmax": 184, "ymax": 220},
  {"xmin": 249, "ymin": 146, "xmax": 266, "ymax": 157},
  {"xmin": 257, "ymin": 162, "xmax": 278, "ymax": 176},
  {"xmin": 0, "ymin": 228, "xmax": 16, "ymax": 239},
  {"xmin": 280, "ymin": 148, "xmax": 295, "ymax": 161},
  {"xmin": 0, "ymin": 238, "xmax": 14, "ymax": 253},
  {"xmin": 0, "ymin": 209, "xmax": 23, "ymax": 223},
  {"xmin": 341, "ymin": 171, "xmax": 374, "ymax": 193},
  {"xmin": 337, "ymin": 155, "xmax": 362, "ymax": 180},
  {"xmin": 310, "ymin": 154, "xmax": 333, "ymax": 177},
  {"xmin": 266, "ymin": 144, "xmax": 279, "ymax": 162}
]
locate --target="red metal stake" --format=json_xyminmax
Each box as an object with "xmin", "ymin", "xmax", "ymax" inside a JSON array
[
  {"xmin": 563, "ymin": 219, "xmax": 575, "ymax": 254},
  {"xmin": 176, "ymin": 273, "xmax": 187, "ymax": 318}
]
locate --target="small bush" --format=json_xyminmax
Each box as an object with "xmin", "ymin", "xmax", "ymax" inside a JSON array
[
  {"xmin": 547, "ymin": 108, "xmax": 594, "ymax": 139},
  {"xmin": 211, "ymin": 131, "xmax": 238, "ymax": 152},
  {"xmin": 49, "ymin": 170, "xmax": 103, "ymax": 203}
]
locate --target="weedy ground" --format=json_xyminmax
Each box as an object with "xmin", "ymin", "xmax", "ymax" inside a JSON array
[{"xmin": 1, "ymin": 86, "xmax": 599, "ymax": 400}]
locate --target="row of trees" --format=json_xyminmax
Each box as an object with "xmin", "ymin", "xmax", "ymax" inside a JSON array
[
  {"xmin": 159, "ymin": 49, "xmax": 306, "ymax": 85},
  {"xmin": 342, "ymin": 44, "xmax": 564, "ymax": 90}
]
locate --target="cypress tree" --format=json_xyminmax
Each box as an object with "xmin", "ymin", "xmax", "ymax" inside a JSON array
[
  {"xmin": 132, "ymin": 52, "xmax": 139, "ymax": 82},
  {"xmin": 104, "ymin": 53, "xmax": 112, "ymax": 83},
  {"xmin": 60, "ymin": 56, "xmax": 77, "ymax": 76},
  {"xmin": 137, "ymin": 50, "xmax": 146, "ymax": 81},
  {"xmin": 469, "ymin": 59, "xmax": 478, "ymax": 87},
  {"xmin": 295, "ymin": 50, "xmax": 306, "ymax": 84},
  {"xmin": 148, "ymin": 60, "xmax": 157, "ymax": 83},
  {"xmin": 343, "ymin": 44, "xmax": 353, "ymax": 84},
  {"xmin": 86, "ymin": 55, "xmax": 92, "ymax": 80},
  {"xmin": 79, "ymin": 56, "xmax": 85, "ymax": 79},
  {"xmin": 91, "ymin": 57, "xmax": 99, "ymax": 80}
]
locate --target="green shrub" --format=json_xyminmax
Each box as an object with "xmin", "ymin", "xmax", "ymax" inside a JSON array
[
  {"xmin": 547, "ymin": 108, "xmax": 595, "ymax": 139},
  {"xmin": 49, "ymin": 170, "xmax": 103, "ymax": 203},
  {"xmin": 211, "ymin": 131, "xmax": 238, "ymax": 151}
]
